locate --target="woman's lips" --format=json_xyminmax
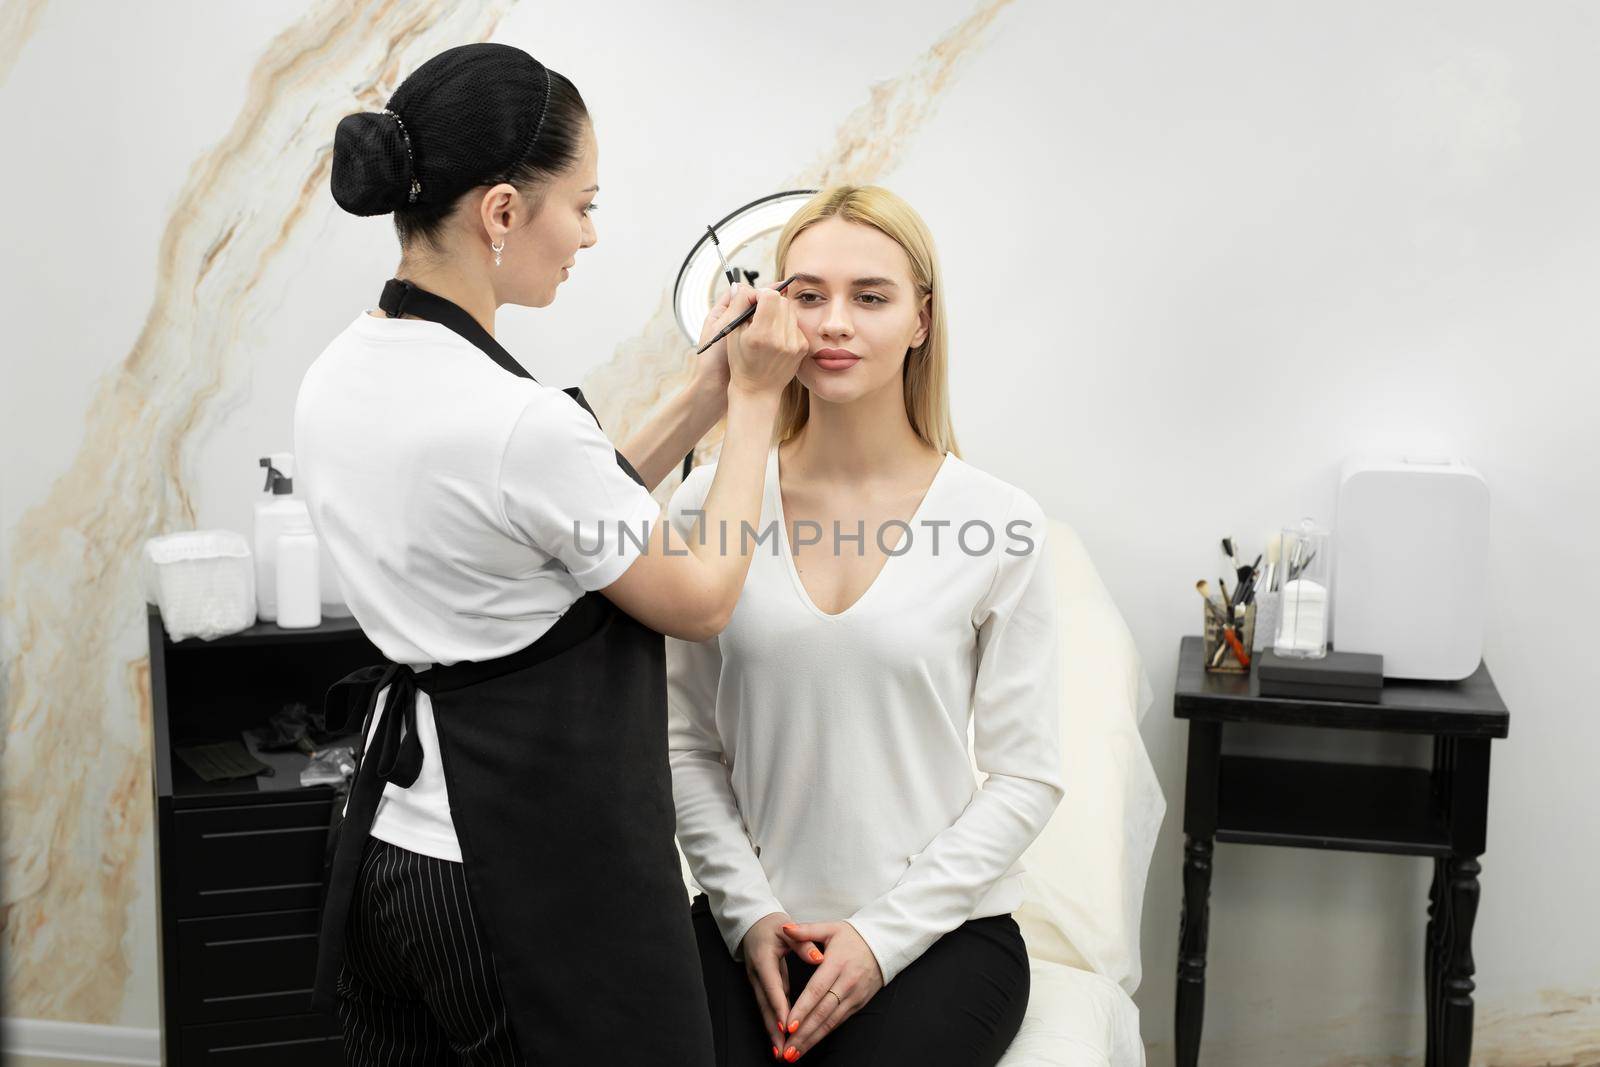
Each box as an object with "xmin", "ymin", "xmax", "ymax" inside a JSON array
[{"xmin": 812, "ymin": 349, "xmax": 860, "ymax": 371}]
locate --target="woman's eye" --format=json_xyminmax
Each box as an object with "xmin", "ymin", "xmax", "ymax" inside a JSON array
[
  {"xmin": 795, "ymin": 292, "xmax": 885, "ymax": 305},
  {"xmin": 583, "ymin": 202, "xmax": 599, "ymax": 215}
]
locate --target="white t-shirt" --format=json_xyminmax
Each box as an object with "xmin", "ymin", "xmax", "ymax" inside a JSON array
[
  {"xmin": 665, "ymin": 444, "xmax": 1065, "ymax": 986},
  {"xmin": 293, "ymin": 310, "xmax": 661, "ymax": 861}
]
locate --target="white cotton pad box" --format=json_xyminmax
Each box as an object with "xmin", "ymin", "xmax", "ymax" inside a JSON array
[{"xmin": 1331, "ymin": 456, "xmax": 1490, "ymax": 681}]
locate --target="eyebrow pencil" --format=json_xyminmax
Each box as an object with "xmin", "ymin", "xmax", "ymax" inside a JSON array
[{"xmin": 695, "ymin": 274, "xmax": 799, "ymax": 355}]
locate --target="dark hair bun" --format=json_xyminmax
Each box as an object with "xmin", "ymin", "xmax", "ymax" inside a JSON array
[
  {"xmin": 331, "ymin": 111, "xmax": 413, "ymax": 216},
  {"xmin": 328, "ymin": 44, "xmax": 556, "ymax": 220}
]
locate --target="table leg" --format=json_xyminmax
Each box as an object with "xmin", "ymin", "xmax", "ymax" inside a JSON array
[
  {"xmin": 1425, "ymin": 855, "xmax": 1446, "ymax": 1067},
  {"xmin": 1440, "ymin": 854, "xmax": 1481, "ymax": 1067},
  {"xmin": 1176, "ymin": 834, "xmax": 1213, "ymax": 1067}
]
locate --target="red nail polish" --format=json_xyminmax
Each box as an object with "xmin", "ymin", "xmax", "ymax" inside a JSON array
[
  {"xmin": 788, "ymin": 1019, "xmax": 799, "ymax": 1034},
  {"xmin": 785, "ymin": 1048, "xmax": 799, "ymax": 1063},
  {"xmin": 809, "ymin": 949, "xmax": 823, "ymax": 963},
  {"xmin": 771, "ymin": 1045, "xmax": 781, "ymax": 1059}
]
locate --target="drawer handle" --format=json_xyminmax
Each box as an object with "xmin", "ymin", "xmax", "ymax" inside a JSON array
[
  {"xmin": 202, "ymin": 988, "xmax": 313, "ymax": 1004},
  {"xmin": 198, "ymin": 881, "xmax": 321, "ymax": 897},
  {"xmin": 200, "ymin": 826, "xmax": 327, "ymax": 840},
  {"xmin": 186, "ymin": 800, "xmax": 330, "ymax": 816},
  {"xmin": 205, "ymin": 932, "xmax": 318, "ymax": 948},
  {"xmin": 212, "ymin": 1034, "xmax": 341, "ymax": 1053}
]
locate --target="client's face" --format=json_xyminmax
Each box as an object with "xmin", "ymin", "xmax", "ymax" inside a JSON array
[{"xmin": 785, "ymin": 218, "xmax": 930, "ymax": 406}]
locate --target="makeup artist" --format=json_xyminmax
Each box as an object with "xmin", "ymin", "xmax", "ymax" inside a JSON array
[{"xmin": 294, "ymin": 42, "xmax": 808, "ymax": 1065}]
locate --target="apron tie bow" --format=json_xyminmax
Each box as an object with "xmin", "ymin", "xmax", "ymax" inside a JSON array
[{"xmin": 325, "ymin": 661, "xmax": 425, "ymax": 789}]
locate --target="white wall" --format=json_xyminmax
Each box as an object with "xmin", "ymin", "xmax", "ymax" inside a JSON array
[{"xmin": 2, "ymin": 1, "xmax": 1596, "ymax": 1062}]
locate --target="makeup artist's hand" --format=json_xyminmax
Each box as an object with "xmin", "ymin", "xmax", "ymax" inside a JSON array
[
  {"xmin": 774, "ymin": 921, "xmax": 884, "ymax": 1061},
  {"xmin": 725, "ymin": 282, "xmax": 808, "ymax": 399},
  {"xmin": 690, "ymin": 285, "xmax": 738, "ymax": 406},
  {"xmin": 742, "ymin": 912, "xmax": 825, "ymax": 1060}
]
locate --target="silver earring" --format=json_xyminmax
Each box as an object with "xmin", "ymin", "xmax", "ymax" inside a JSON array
[{"xmin": 491, "ymin": 238, "xmax": 505, "ymax": 267}]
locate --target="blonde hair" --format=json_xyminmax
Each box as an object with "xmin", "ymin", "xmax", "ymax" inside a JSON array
[{"xmin": 772, "ymin": 185, "xmax": 961, "ymax": 458}]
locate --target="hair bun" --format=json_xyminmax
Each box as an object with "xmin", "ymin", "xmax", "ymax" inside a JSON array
[{"xmin": 330, "ymin": 111, "xmax": 413, "ymax": 216}]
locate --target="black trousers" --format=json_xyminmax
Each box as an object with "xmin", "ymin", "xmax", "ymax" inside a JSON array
[
  {"xmin": 335, "ymin": 835, "xmax": 524, "ymax": 1066},
  {"xmin": 690, "ymin": 895, "xmax": 1030, "ymax": 1067}
]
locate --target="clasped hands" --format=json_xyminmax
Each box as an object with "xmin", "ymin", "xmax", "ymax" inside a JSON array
[{"xmin": 742, "ymin": 912, "xmax": 884, "ymax": 1062}]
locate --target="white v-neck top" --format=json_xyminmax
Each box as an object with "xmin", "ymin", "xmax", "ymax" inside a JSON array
[
  {"xmin": 665, "ymin": 444, "xmax": 1064, "ymax": 985},
  {"xmin": 294, "ymin": 311, "xmax": 662, "ymax": 861}
]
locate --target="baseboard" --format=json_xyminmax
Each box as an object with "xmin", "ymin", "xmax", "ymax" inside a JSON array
[{"xmin": 2, "ymin": 1018, "xmax": 160, "ymax": 1065}]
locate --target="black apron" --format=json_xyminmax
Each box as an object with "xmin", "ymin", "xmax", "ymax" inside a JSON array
[{"xmin": 310, "ymin": 279, "xmax": 715, "ymax": 1064}]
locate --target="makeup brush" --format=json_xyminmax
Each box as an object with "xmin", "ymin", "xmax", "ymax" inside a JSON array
[
  {"xmin": 1265, "ymin": 532, "xmax": 1282, "ymax": 592},
  {"xmin": 1223, "ymin": 537, "xmax": 1258, "ymax": 605},
  {"xmin": 695, "ymin": 275, "xmax": 800, "ymax": 355},
  {"xmin": 1239, "ymin": 553, "xmax": 1263, "ymax": 605},
  {"xmin": 705, "ymin": 224, "xmax": 738, "ymax": 290},
  {"xmin": 1197, "ymin": 581, "xmax": 1233, "ymax": 666},
  {"xmin": 1222, "ymin": 537, "xmax": 1240, "ymax": 573},
  {"xmin": 1195, "ymin": 580, "xmax": 1228, "ymax": 625}
]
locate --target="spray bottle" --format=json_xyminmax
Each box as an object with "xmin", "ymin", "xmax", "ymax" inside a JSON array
[{"xmin": 254, "ymin": 454, "xmax": 308, "ymax": 622}]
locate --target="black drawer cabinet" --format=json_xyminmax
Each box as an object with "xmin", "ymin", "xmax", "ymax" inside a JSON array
[
  {"xmin": 148, "ymin": 606, "xmax": 381, "ymax": 1066},
  {"xmin": 175, "ymin": 909, "xmax": 323, "ymax": 1023},
  {"xmin": 173, "ymin": 801, "xmax": 333, "ymax": 917}
]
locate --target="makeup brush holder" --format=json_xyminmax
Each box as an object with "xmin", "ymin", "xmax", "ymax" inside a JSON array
[{"xmin": 1203, "ymin": 600, "xmax": 1257, "ymax": 674}]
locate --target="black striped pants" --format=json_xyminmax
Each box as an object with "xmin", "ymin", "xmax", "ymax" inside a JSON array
[{"xmin": 335, "ymin": 835, "xmax": 525, "ymax": 1066}]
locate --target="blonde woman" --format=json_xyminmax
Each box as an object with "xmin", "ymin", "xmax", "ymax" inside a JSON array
[{"xmin": 666, "ymin": 186, "xmax": 1064, "ymax": 1066}]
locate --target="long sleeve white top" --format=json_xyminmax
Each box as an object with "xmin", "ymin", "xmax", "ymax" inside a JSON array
[{"xmin": 665, "ymin": 444, "xmax": 1064, "ymax": 986}]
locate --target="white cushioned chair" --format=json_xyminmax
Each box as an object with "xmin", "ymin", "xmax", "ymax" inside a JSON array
[
  {"xmin": 678, "ymin": 517, "xmax": 1162, "ymax": 1066},
  {"xmin": 996, "ymin": 518, "xmax": 1162, "ymax": 1066}
]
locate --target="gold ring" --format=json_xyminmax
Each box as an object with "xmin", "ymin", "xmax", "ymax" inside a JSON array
[{"xmin": 826, "ymin": 989, "xmax": 841, "ymax": 1005}]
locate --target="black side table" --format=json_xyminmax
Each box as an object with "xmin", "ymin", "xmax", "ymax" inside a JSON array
[{"xmin": 1171, "ymin": 635, "xmax": 1510, "ymax": 1067}]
